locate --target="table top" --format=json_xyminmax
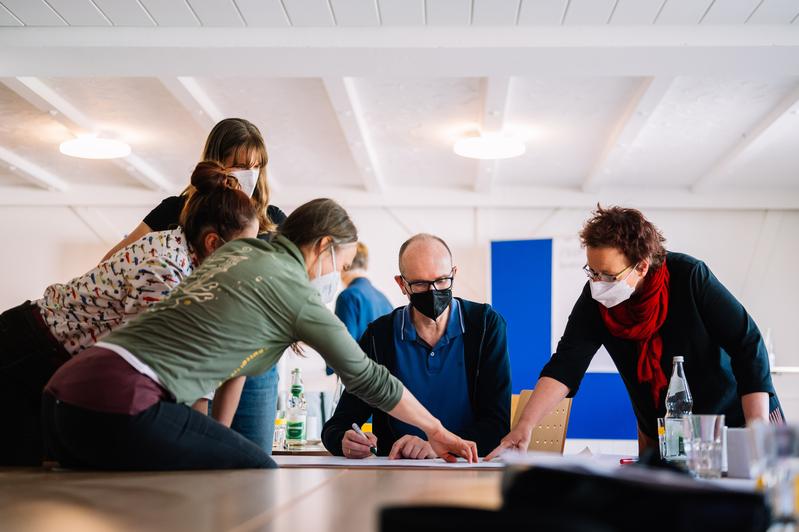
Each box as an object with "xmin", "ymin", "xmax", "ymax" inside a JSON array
[
  {"xmin": 0, "ymin": 454, "xmax": 756, "ymax": 532},
  {"xmin": 0, "ymin": 466, "xmax": 501, "ymax": 532}
]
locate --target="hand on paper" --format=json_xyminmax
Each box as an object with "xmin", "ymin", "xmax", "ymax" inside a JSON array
[
  {"xmin": 426, "ymin": 425, "xmax": 478, "ymax": 463},
  {"xmin": 342, "ymin": 429, "xmax": 377, "ymax": 459},
  {"xmin": 387, "ymin": 435, "xmax": 436, "ymax": 460},
  {"xmin": 485, "ymin": 422, "xmax": 532, "ymax": 461}
]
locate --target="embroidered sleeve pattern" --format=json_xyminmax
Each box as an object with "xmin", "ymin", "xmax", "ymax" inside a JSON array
[{"xmin": 148, "ymin": 246, "xmax": 253, "ymax": 311}]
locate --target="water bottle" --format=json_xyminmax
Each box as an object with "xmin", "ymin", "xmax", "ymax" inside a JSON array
[
  {"xmin": 286, "ymin": 368, "xmax": 307, "ymax": 450},
  {"xmin": 664, "ymin": 356, "xmax": 693, "ymax": 460}
]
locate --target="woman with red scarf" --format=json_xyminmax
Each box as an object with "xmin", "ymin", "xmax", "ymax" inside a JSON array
[{"xmin": 488, "ymin": 206, "xmax": 782, "ymax": 458}]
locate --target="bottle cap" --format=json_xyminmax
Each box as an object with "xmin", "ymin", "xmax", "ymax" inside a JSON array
[{"xmin": 673, "ymin": 356, "xmax": 684, "ymax": 362}]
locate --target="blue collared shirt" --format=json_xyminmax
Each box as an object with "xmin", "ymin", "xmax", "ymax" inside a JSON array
[
  {"xmin": 330, "ymin": 277, "xmax": 393, "ymax": 376},
  {"xmin": 390, "ymin": 299, "xmax": 475, "ymax": 439},
  {"xmin": 334, "ymin": 277, "xmax": 393, "ymax": 342}
]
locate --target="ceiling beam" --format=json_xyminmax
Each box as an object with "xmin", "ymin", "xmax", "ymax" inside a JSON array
[
  {"xmin": 69, "ymin": 206, "xmax": 123, "ymax": 245},
  {"xmin": 322, "ymin": 77, "xmax": 384, "ymax": 193},
  {"xmin": 122, "ymin": 153, "xmax": 176, "ymax": 192},
  {"xmin": 692, "ymin": 83, "xmax": 799, "ymax": 192},
  {"xmin": 158, "ymin": 76, "xmax": 283, "ymax": 191},
  {"xmin": 0, "ymin": 77, "xmax": 172, "ymax": 191},
  {"xmin": 582, "ymin": 76, "xmax": 673, "ymax": 192},
  {"xmin": 0, "ymin": 146, "xmax": 69, "ymax": 191},
  {"xmin": 1, "ymin": 27, "xmax": 798, "ymax": 77},
  {"xmin": 1, "ymin": 184, "xmax": 797, "ymax": 210},
  {"xmin": 3, "ymin": 26, "xmax": 798, "ymax": 48},
  {"xmin": 1, "ymin": 77, "xmax": 93, "ymax": 133},
  {"xmin": 159, "ymin": 77, "xmax": 223, "ymax": 131},
  {"xmin": 474, "ymin": 77, "xmax": 512, "ymax": 193}
]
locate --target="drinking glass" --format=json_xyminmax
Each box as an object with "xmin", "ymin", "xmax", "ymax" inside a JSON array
[
  {"xmin": 749, "ymin": 422, "xmax": 799, "ymax": 522},
  {"xmin": 657, "ymin": 418, "xmax": 667, "ymax": 459},
  {"xmin": 659, "ymin": 417, "xmax": 688, "ymax": 461},
  {"xmin": 683, "ymin": 415, "xmax": 725, "ymax": 479}
]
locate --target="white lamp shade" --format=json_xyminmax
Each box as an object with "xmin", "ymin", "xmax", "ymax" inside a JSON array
[
  {"xmin": 59, "ymin": 136, "xmax": 131, "ymax": 160},
  {"xmin": 453, "ymin": 133, "xmax": 526, "ymax": 160}
]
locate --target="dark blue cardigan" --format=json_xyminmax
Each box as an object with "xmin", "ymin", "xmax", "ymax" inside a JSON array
[
  {"xmin": 322, "ymin": 298, "xmax": 511, "ymax": 457},
  {"xmin": 541, "ymin": 252, "xmax": 780, "ymax": 438}
]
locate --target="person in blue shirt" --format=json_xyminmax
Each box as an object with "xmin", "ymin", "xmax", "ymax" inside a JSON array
[
  {"xmin": 335, "ymin": 242, "xmax": 394, "ymax": 342},
  {"xmin": 322, "ymin": 234, "xmax": 511, "ymax": 459},
  {"xmin": 326, "ymin": 242, "xmax": 394, "ymax": 376}
]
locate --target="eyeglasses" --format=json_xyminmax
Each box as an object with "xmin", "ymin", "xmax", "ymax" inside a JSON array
[
  {"xmin": 401, "ymin": 269, "xmax": 455, "ymax": 294},
  {"xmin": 582, "ymin": 263, "xmax": 637, "ymax": 283}
]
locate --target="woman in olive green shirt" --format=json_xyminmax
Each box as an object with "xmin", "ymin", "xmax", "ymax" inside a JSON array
[{"xmin": 43, "ymin": 199, "xmax": 478, "ymax": 470}]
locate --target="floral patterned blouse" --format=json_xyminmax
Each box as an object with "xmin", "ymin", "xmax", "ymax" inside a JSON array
[{"xmin": 36, "ymin": 228, "xmax": 198, "ymax": 355}]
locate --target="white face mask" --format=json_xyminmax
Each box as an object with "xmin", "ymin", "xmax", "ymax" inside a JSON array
[
  {"xmin": 228, "ymin": 168, "xmax": 259, "ymax": 197},
  {"xmin": 310, "ymin": 246, "xmax": 340, "ymax": 305},
  {"xmin": 589, "ymin": 267, "xmax": 637, "ymax": 309}
]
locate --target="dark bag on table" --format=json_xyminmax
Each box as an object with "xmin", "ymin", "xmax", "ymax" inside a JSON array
[
  {"xmin": 381, "ymin": 463, "xmax": 770, "ymax": 532},
  {"xmin": 502, "ymin": 463, "xmax": 770, "ymax": 532}
]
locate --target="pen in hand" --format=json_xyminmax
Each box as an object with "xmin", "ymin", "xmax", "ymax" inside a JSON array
[{"xmin": 351, "ymin": 423, "xmax": 377, "ymax": 456}]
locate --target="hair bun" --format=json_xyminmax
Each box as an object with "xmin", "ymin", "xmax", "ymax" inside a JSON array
[{"xmin": 190, "ymin": 160, "xmax": 242, "ymax": 193}]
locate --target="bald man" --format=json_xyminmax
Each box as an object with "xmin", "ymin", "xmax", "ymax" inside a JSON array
[{"xmin": 322, "ymin": 234, "xmax": 511, "ymax": 459}]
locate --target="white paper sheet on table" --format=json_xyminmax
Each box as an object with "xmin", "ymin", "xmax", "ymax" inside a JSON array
[
  {"xmin": 273, "ymin": 455, "xmax": 505, "ymax": 469},
  {"xmin": 501, "ymin": 451, "xmax": 757, "ymax": 493}
]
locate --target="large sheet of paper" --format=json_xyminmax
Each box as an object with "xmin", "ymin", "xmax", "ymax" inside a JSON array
[
  {"xmin": 502, "ymin": 451, "xmax": 756, "ymax": 493},
  {"xmin": 273, "ymin": 455, "xmax": 505, "ymax": 470}
]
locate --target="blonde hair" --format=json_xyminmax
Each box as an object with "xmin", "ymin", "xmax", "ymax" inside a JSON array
[
  {"xmin": 181, "ymin": 118, "xmax": 275, "ymax": 232},
  {"xmin": 351, "ymin": 242, "xmax": 369, "ymax": 270}
]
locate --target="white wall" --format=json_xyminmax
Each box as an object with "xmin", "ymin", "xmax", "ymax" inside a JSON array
[{"xmin": 2, "ymin": 204, "xmax": 798, "ymax": 418}]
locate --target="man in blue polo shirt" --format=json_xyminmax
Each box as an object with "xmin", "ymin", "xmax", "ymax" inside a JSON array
[{"xmin": 322, "ymin": 233, "xmax": 511, "ymax": 459}]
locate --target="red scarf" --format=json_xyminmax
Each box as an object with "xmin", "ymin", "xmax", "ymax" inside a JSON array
[{"xmin": 598, "ymin": 260, "xmax": 670, "ymax": 406}]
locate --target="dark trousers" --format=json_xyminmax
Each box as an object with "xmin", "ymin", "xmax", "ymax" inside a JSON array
[
  {"xmin": 0, "ymin": 301, "xmax": 69, "ymax": 466},
  {"xmin": 42, "ymin": 393, "xmax": 277, "ymax": 470}
]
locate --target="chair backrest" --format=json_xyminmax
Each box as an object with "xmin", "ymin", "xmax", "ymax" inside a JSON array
[
  {"xmin": 510, "ymin": 394, "xmax": 521, "ymax": 427},
  {"xmin": 511, "ymin": 389, "xmax": 572, "ymax": 454}
]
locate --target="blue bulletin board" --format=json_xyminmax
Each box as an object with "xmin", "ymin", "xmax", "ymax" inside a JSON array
[
  {"xmin": 490, "ymin": 238, "xmax": 636, "ymax": 440},
  {"xmin": 490, "ymin": 239, "xmax": 552, "ymax": 394}
]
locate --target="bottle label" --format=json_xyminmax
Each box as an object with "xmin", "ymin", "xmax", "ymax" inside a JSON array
[{"xmin": 286, "ymin": 420, "xmax": 305, "ymax": 441}]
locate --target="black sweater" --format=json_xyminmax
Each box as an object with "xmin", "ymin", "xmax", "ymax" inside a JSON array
[
  {"xmin": 541, "ymin": 252, "xmax": 779, "ymax": 438},
  {"xmin": 322, "ymin": 298, "xmax": 511, "ymax": 457},
  {"xmin": 143, "ymin": 195, "xmax": 287, "ymax": 231}
]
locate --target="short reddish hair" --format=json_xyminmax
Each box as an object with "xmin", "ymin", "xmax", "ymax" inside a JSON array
[{"xmin": 579, "ymin": 205, "xmax": 667, "ymax": 268}]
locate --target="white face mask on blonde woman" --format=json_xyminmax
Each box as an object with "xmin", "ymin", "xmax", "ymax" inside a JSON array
[{"xmin": 229, "ymin": 168, "xmax": 259, "ymax": 197}]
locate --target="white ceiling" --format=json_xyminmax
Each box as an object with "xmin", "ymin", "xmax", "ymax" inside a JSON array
[
  {"xmin": 1, "ymin": 0, "xmax": 797, "ymax": 27},
  {"xmin": 0, "ymin": 1, "xmax": 797, "ymax": 214}
]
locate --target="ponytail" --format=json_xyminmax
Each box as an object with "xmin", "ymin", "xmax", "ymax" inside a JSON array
[{"xmin": 180, "ymin": 161, "xmax": 258, "ymax": 258}]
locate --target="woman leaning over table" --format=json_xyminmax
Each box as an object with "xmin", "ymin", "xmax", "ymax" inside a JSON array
[
  {"xmin": 488, "ymin": 205, "xmax": 783, "ymax": 460},
  {"xmin": 43, "ymin": 198, "xmax": 478, "ymax": 470},
  {"xmin": 0, "ymin": 161, "xmax": 259, "ymax": 466},
  {"xmin": 101, "ymin": 117, "xmax": 287, "ymax": 455}
]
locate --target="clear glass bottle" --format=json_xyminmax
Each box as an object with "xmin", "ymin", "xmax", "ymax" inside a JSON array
[
  {"xmin": 286, "ymin": 368, "xmax": 307, "ymax": 450},
  {"xmin": 664, "ymin": 356, "xmax": 693, "ymax": 460}
]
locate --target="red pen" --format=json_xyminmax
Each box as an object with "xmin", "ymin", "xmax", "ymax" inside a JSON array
[{"xmin": 619, "ymin": 457, "xmax": 638, "ymax": 465}]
